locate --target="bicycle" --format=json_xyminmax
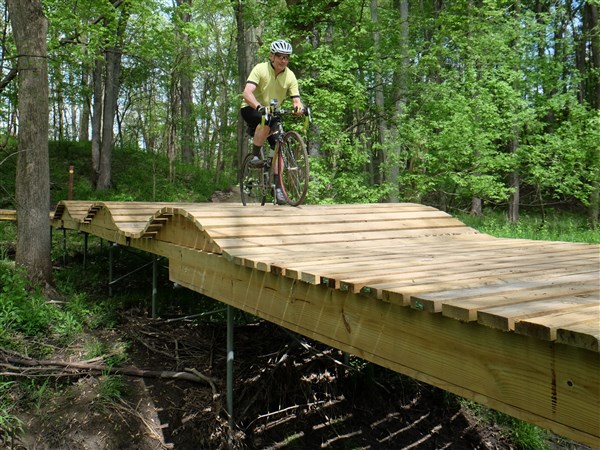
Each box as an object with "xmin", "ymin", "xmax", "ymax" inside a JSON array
[{"xmin": 240, "ymin": 101, "xmax": 310, "ymax": 207}]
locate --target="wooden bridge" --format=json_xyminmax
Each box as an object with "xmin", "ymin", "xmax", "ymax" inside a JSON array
[{"xmin": 34, "ymin": 201, "xmax": 600, "ymax": 446}]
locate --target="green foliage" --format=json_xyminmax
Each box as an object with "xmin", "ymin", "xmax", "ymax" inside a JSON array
[
  {"xmin": 97, "ymin": 373, "xmax": 127, "ymax": 407},
  {"xmin": 0, "ymin": 262, "xmax": 54, "ymax": 336},
  {"xmin": 458, "ymin": 210, "xmax": 600, "ymax": 244},
  {"xmin": 39, "ymin": 140, "xmax": 235, "ymax": 206},
  {"xmin": 0, "ymin": 259, "xmax": 123, "ymax": 344},
  {"xmin": 0, "ymin": 381, "xmax": 24, "ymax": 447},
  {"xmin": 461, "ymin": 399, "xmax": 549, "ymax": 450}
]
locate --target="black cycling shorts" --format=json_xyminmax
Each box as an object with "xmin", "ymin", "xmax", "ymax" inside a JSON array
[{"xmin": 240, "ymin": 106, "xmax": 280, "ymax": 137}]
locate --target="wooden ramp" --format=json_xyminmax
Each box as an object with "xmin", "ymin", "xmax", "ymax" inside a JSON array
[{"xmin": 50, "ymin": 201, "xmax": 600, "ymax": 447}]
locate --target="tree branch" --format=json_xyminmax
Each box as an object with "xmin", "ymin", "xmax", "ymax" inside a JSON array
[
  {"xmin": 1, "ymin": 352, "xmax": 219, "ymax": 388},
  {"xmin": 0, "ymin": 67, "xmax": 17, "ymax": 92}
]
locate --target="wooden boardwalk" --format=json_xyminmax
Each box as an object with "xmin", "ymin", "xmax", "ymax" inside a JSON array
[{"xmin": 49, "ymin": 201, "xmax": 599, "ymax": 446}]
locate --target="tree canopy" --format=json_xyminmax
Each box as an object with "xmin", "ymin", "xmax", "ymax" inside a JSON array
[{"xmin": 0, "ymin": 0, "xmax": 598, "ymax": 222}]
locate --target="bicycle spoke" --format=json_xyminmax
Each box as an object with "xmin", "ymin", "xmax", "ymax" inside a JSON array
[{"xmin": 279, "ymin": 131, "xmax": 309, "ymax": 206}]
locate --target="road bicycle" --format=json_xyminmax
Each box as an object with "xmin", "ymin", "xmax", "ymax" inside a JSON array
[{"xmin": 240, "ymin": 101, "xmax": 310, "ymax": 207}]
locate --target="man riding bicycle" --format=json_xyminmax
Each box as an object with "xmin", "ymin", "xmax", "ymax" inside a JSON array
[{"xmin": 240, "ymin": 39, "xmax": 305, "ymax": 203}]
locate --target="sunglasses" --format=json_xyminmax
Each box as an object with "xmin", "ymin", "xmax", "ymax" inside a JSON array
[{"xmin": 273, "ymin": 53, "xmax": 290, "ymax": 60}]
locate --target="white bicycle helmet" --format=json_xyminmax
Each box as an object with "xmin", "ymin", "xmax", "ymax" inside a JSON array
[{"xmin": 270, "ymin": 39, "xmax": 293, "ymax": 55}]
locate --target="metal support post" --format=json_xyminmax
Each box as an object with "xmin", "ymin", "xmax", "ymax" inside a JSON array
[
  {"xmin": 62, "ymin": 229, "xmax": 67, "ymax": 265},
  {"xmin": 227, "ymin": 305, "xmax": 235, "ymax": 436},
  {"xmin": 83, "ymin": 233, "xmax": 88, "ymax": 270},
  {"xmin": 109, "ymin": 243, "xmax": 115, "ymax": 297},
  {"xmin": 152, "ymin": 255, "xmax": 158, "ymax": 319}
]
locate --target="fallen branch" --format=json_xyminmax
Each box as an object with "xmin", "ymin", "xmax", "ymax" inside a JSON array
[{"xmin": 1, "ymin": 352, "xmax": 218, "ymax": 387}]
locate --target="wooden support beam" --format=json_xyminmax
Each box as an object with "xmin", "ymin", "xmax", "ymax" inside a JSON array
[
  {"xmin": 47, "ymin": 200, "xmax": 600, "ymax": 447},
  {"xmin": 164, "ymin": 247, "xmax": 599, "ymax": 447},
  {"xmin": 0, "ymin": 209, "xmax": 16, "ymax": 221}
]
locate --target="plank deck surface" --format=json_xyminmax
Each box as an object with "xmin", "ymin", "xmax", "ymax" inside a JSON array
[
  {"xmin": 51, "ymin": 200, "xmax": 600, "ymax": 352},
  {"xmin": 49, "ymin": 200, "xmax": 600, "ymax": 446}
]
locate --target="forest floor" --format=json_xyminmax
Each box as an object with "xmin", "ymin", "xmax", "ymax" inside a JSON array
[{"xmin": 10, "ymin": 314, "xmax": 592, "ymax": 450}]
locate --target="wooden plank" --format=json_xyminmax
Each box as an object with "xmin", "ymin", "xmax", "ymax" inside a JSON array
[
  {"xmin": 441, "ymin": 279, "xmax": 599, "ymax": 322},
  {"xmin": 0, "ymin": 209, "xmax": 16, "ymax": 221},
  {"xmin": 557, "ymin": 319, "xmax": 600, "ymax": 352},
  {"xmin": 205, "ymin": 217, "xmax": 470, "ymax": 240},
  {"xmin": 47, "ymin": 200, "xmax": 600, "ymax": 445},
  {"xmin": 326, "ymin": 253, "xmax": 598, "ymax": 295},
  {"xmin": 166, "ymin": 247, "xmax": 600, "ymax": 446},
  {"xmin": 376, "ymin": 275, "xmax": 592, "ymax": 309},
  {"xmin": 223, "ymin": 234, "xmax": 593, "ymax": 272},
  {"xmin": 477, "ymin": 294, "xmax": 600, "ymax": 331},
  {"xmin": 212, "ymin": 226, "xmax": 479, "ymax": 250},
  {"xmin": 229, "ymin": 236, "xmax": 577, "ymax": 272},
  {"xmin": 380, "ymin": 260, "xmax": 598, "ymax": 307},
  {"xmin": 299, "ymin": 247, "xmax": 598, "ymax": 289},
  {"xmin": 405, "ymin": 264, "xmax": 599, "ymax": 313},
  {"xmin": 222, "ymin": 233, "xmax": 498, "ymax": 266},
  {"xmin": 193, "ymin": 209, "xmax": 459, "ymax": 229},
  {"xmin": 514, "ymin": 305, "xmax": 600, "ymax": 342}
]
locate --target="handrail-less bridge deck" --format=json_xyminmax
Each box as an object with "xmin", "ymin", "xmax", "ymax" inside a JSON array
[{"xmin": 49, "ymin": 201, "xmax": 599, "ymax": 446}]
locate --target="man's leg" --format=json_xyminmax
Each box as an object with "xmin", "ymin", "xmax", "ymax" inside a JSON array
[{"xmin": 253, "ymin": 124, "xmax": 270, "ymax": 152}]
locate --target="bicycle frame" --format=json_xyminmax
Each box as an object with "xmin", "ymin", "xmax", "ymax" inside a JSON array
[{"xmin": 240, "ymin": 103, "xmax": 310, "ymax": 206}]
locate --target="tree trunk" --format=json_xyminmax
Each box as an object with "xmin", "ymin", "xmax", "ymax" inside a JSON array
[
  {"xmin": 96, "ymin": 48, "xmax": 119, "ymax": 190},
  {"xmin": 370, "ymin": 0, "xmax": 386, "ymax": 190},
  {"xmin": 8, "ymin": 0, "xmax": 53, "ymax": 286},
  {"xmin": 389, "ymin": 0, "xmax": 409, "ymax": 203},
  {"xmin": 585, "ymin": 3, "xmax": 599, "ymax": 227},
  {"xmin": 235, "ymin": 0, "xmax": 258, "ymax": 168},
  {"xmin": 79, "ymin": 67, "xmax": 91, "ymax": 142},
  {"xmin": 508, "ymin": 134, "xmax": 520, "ymax": 224},
  {"xmin": 91, "ymin": 57, "xmax": 103, "ymax": 183},
  {"xmin": 177, "ymin": 0, "xmax": 195, "ymax": 164},
  {"xmin": 96, "ymin": 5, "xmax": 129, "ymax": 191}
]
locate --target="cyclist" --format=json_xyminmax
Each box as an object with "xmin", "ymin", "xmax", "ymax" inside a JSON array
[{"xmin": 240, "ymin": 39, "xmax": 305, "ymax": 203}]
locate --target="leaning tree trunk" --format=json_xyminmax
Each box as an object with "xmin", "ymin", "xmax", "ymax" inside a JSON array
[
  {"xmin": 235, "ymin": 0, "xmax": 258, "ymax": 168},
  {"xmin": 91, "ymin": 57, "xmax": 103, "ymax": 183},
  {"xmin": 177, "ymin": 0, "xmax": 195, "ymax": 164},
  {"xmin": 79, "ymin": 67, "xmax": 91, "ymax": 142},
  {"xmin": 96, "ymin": 47, "xmax": 120, "ymax": 190},
  {"xmin": 96, "ymin": 4, "xmax": 128, "ymax": 191},
  {"xmin": 586, "ymin": 3, "xmax": 599, "ymax": 227},
  {"xmin": 8, "ymin": 0, "xmax": 53, "ymax": 285}
]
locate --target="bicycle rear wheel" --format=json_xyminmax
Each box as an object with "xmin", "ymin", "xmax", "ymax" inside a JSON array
[
  {"xmin": 240, "ymin": 153, "xmax": 267, "ymax": 206},
  {"xmin": 278, "ymin": 131, "xmax": 309, "ymax": 206}
]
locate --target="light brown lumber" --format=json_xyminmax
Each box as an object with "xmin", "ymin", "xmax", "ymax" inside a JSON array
[
  {"xmin": 205, "ymin": 216, "xmax": 469, "ymax": 240},
  {"xmin": 327, "ymin": 253, "xmax": 598, "ymax": 296},
  {"xmin": 514, "ymin": 305, "xmax": 600, "ymax": 343},
  {"xmin": 212, "ymin": 226, "xmax": 479, "ymax": 250},
  {"xmin": 0, "ymin": 209, "xmax": 16, "ymax": 221},
  {"xmin": 404, "ymin": 262, "xmax": 599, "ymax": 312},
  {"xmin": 375, "ymin": 271, "xmax": 594, "ymax": 308},
  {"xmin": 222, "ymin": 233, "xmax": 498, "ymax": 266},
  {"xmin": 228, "ymin": 235, "xmax": 582, "ymax": 273},
  {"xmin": 222, "ymin": 234, "xmax": 589, "ymax": 267},
  {"xmin": 303, "ymin": 247, "xmax": 598, "ymax": 289},
  {"xmin": 476, "ymin": 294, "xmax": 600, "ymax": 331},
  {"xmin": 192, "ymin": 209, "xmax": 460, "ymax": 229},
  {"xmin": 379, "ymin": 260, "xmax": 598, "ymax": 306},
  {"xmin": 167, "ymin": 247, "xmax": 600, "ymax": 446},
  {"xmin": 556, "ymin": 319, "xmax": 600, "ymax": 352},
  {"xmin": 440, "ymin": 279, "xmax": 599, "ymax": 322}
]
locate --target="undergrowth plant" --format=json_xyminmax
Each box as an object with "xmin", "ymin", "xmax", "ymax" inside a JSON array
[
  {"xmin": 0, "ymin": 381, "xmax": 24, "ymax": 447},
  {"xmin": 457, "ymin": 210, "xmax": 600, "ymax": 244},
  {"xmin": 460, "ymin": 399, "xmax": 549, "ymax": 450}
]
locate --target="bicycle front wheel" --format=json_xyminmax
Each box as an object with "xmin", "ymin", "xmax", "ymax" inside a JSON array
[
  {"xmin": 278, "ymin": 131, "xmax": 309, "ymax": 206},
  {"xmin": 240, "ymin": 153, "xmax": 267, "ymax": 206}
]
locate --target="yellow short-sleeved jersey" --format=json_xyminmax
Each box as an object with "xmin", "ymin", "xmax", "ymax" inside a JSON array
[{"xmin": 241, "ymin": 62, "xmax": 300, "ymax": 108}]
